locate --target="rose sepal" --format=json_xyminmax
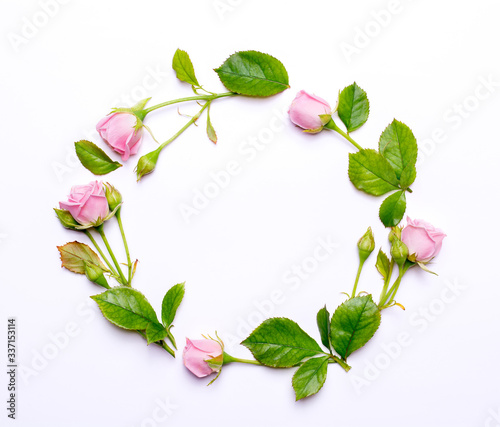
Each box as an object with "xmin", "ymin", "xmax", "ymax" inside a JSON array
[
  {"xmin": 111, "ymin": 97, "xmax": 151, "ymax": 125},
  {"xmin": 54, "ymin": 208, "xmax": 81, "ymax": 231},
  {"xmin": 416, "ymin": 261, "xmax": 438, "ymax": 275}
]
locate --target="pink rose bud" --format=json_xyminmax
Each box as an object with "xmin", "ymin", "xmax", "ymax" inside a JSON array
[
  {"xmin": 288, "ymin": 90, "xmax": 332, "ymax": 133},
  {"xmin": 401, "ymin": 217, "xmax": 446, "ymax": 263},
  {"xmin": 183, "ymin": 338, "xmax": 223, "ymax": 378},
  {"xmin": 59, "ymin": 181, "xmax": 109, "ymax": 226},
  {"xmin": 96, "ymin": 112, "xmax": 143, "ymax": 161}
]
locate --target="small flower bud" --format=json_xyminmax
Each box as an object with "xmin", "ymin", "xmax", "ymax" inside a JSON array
[
  {"xmin": 83, "ymin": 262, "xmax": 109, "ymax": 288},
  {"xmin": 390, "ymin": 237, "xmax": 409, "ymax": 267},
  {"xmin": 104, "ymin": 183, "xmax": 123, "ymax": 211},
  {"xmin": 135, "ymin": 149, "xmax": 160, "ymax": 181},
  {"xmin": 357, "ymin": 227, "xmax": 375, "ymax": 263},
  {"xmin": 388, "ymin": 226, "xmax": 402, "ymax": 243},
  {"xmin": 288, "ymin": 90, "xmax": 332, "ymax": 133},
  {"xmin": 96, "ymin": 112, "xmax": 144, "ymax": 162},
  {"xmin": 183, "ymin": 337, "xmax": 223, "ymax": 378},
  {"xmin": 401, "ymin": 216, "xmax": 446, "ymax": 264}
]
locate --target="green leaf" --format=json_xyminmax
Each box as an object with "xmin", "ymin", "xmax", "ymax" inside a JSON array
[
  {"xmin": 172, "ymin": 49, "xmax": 199, "ymax": 87},
  {"xmin": 54, "ymin": 208, "xmax": 80, "ymax": 230},
  {"xmin": 316, "ymin": 306, "xmax": 331, "ymax": 350},
  {"xmin": 292, "ymin": 355, "xmax": 329, "ymax": 401},
  {"xmin": 145, "ymin": 322, "xmax": 169, "ymax": 344},
  {"xmin": 337, "ymin": 82, "xmax": 369, "ymax": 132},
  {"xmin": 161, "ymin": 282, "xmax": 185, "ymax": 327},
  {"xmin": 400, "ymin": 164, "xmax": 417, "ymax": 189},
  {"xmin": 375, "ymin": 249, "xmax": 390, "ymax": 280},
  {"xmin": 206, "ymin": 103, "xmax": 217, "ymax": 144},
  {"xmin": 330, "ymin": 295, "xmax": 381, "ymax": 359},
  {"xmin": 75, "ymin": 140, "xmax": 122, "ymax": 175},
  {"xmin": 241, "ymin": 318, "xmax": 323, "ymax": 368},
  {"xmin": 57, "ymin": 241, "xmax": 108, "ymax": 274},
  {"xmin": 348, "ymin": 149, "xmax": 400, "ymax": 196},
  {"xmin": 379, "ymin": 190, "xmax": 406, "ymax": 227},
  {"xmin": 214, "ymin": 50, "xmax": 289, "ymax": 97},
  {"xmin": 378, "ymin": 120, "xmax": 418, "ymax": 179},
  {"xmin": 91, "ymin": 287, "xmax": 165, "ymax": 344}
]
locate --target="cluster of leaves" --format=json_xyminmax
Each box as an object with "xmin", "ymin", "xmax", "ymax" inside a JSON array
[
  {"xmin": 242, "ymin": 295, "xmax": 380, "ymax": 400},
  {"xmin": 58, "ymin": 48, "xmax": 290, "ymax": 356},
  {"xmin": 171, "ymin": 48, "xmax": 289, "ymax": 144},
  {"xmin": 57, "ymin": 241, "xmax": 112, "ymax": 287},
  {"xmin": 92, "ymin": 283, "xmax": 184, "ymax": 348},
  {"xmin": 59, "ymin": 50, "xmax": 430, "ymax": 400},
  {"xmin": 75, "ymin": 49, "xmax": 289, "ymax": 177},
  {"xmin": 173, "ymin": 48, "xmax": 290, "ymax": 98},
  {"xmin": 57, "ymin": 240, "xmax": 184, "ymax": 355},
  {"xmin": 333, "ymin": 82, "xmax": 418, "ymax": 227}
]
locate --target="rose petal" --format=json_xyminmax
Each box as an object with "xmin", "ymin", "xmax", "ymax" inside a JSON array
[{"xmin": 401, "ymin": 225, "xmax": 436, "ymax": 261}]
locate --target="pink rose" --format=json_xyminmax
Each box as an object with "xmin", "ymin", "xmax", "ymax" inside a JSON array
[
  {"xmin": 96, "ymin": 112, "xmax": 143, "ymax": 161},
  {"xmin": 401, "ymin": 217, "xmax": 446, "ymax": 263},
  {"xmin": 59, "ymin": 181, "xmax": 109, "ymax": 226},
  {"xmin": 183, "ymin": 338, "xmax": 223, "ymax": 378},
  {"xmin": 288, "ymin": 90, "xmax": 332, "ymax": 132}
]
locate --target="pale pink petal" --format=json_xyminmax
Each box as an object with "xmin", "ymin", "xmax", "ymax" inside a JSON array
[
  {"xmin": 183, "ymin": 339, "xmax": 216, "ymax": 377},
  {"xmin": 59, "ymin": 180, "xmax": 108, "ymax": 226},
  {"xmin": 96, "ymin": 114, "xmax": 114, "ymax": 132},
  {"xmin": 78, "ymin": 194, "xmax": 109, "ymax": 224},
  {"xmin": 289, "ymin": 90, "xmax": 331, "ymax": 130},
  {"xmin": 401, "ymin": 225, "xmax": 436, "ymax": 261},
  {"xmin": 59, "ymin": 201, "xmax": 82, "ymax": 222},
  {"xmin": 190, "ymin": 339, "xmax": 222, "ymax": 354}
]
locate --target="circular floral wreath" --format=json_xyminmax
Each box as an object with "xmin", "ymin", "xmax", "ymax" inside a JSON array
[{"xmin": 55, "ymin": 49, "xmax": 446, "ymax": 401}]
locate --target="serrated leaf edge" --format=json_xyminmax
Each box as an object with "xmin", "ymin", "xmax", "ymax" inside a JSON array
[
  {"xmin": 338, "ymin": 82, "xmax": 370, "ymax": 132},
  {"xmin": 214, "ymin": 50, "xmax": 290, "ymax": 95},
  {"xmin": 331, "ymin": 295, "xmax": 381, "ymax": 360},
  {"xmin": 292, "ymin": 355, "xmax": 330, "ymax": 401},
  {"xmin": 172, "ymin": 48, "xmax": 199, "ymax": 87},
  {"xmin": 379, "ymin": 190, "xmax": 407, "ymax": 227},
  {"xmin": 57, "ymin": 241, "xmax": 108, "ymax": 274},
  {"xmin": 90, "ymin": 287, "xmax": 161, "ymax": 333},
  {"xmin": 241, "ymin": 317, "xmax": 322, "ymax": 368}
]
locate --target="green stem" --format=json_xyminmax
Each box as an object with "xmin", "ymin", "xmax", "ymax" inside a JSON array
[
  {"xmin": 330, "ymin": 355, "xmax": 351, "ymax": 372},
  {"xmin": 223, "ymin": 352, "xmax": 262, "ymax": 366},
  {"xmin": 382, "ymin": 274, "xmax": 403, "ymax": 308},
  {"xmin": 324, "ymin": 119, "xmax": 363, "ymax": 151},
  {"xmin": 115, "ymin": 209, "xmax": 132, "ymax": 285},
  {"xmin": 166, "ymin": 329, "xmax": 177, "ymax": 350},
  {"xmin": 158, "ymin": 101, "xmax": 211, "ymax": 151},
  {"xmin": 136, "ymin": 95, "xmax": 236, "ymax": 180},
  {"xmin": 379, "ymin": 263, "xmax": 411, "ymax": 309},
  {"xmin": 159, "ymin": 340, "xmax": 176, "ymax": 357},
  {"xmin": 378, "ymin": 259, "xmax": 394, "ymax": 306},
  {"xmin": 84, "ymin": 230, "xmax": 120, "ymax": 280},
  {"xmin": 142, "ymin": 92, "xmax": 235, "ymax": 115},
  {"xmin": 351, "ymin": 259, "xmax": 365, "ymax": 298},
  {"xmin": 137, "ymin": 332, "xmax": 175, "ymax": 357},
  {"xmin": 95, "ymin": 225, "xmax": 128, "ymax": 286}
]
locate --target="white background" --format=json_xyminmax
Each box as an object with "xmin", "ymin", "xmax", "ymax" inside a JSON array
[{"xmin": 1, "ymin": 1, "xmax": 500, "ymax": 426}]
